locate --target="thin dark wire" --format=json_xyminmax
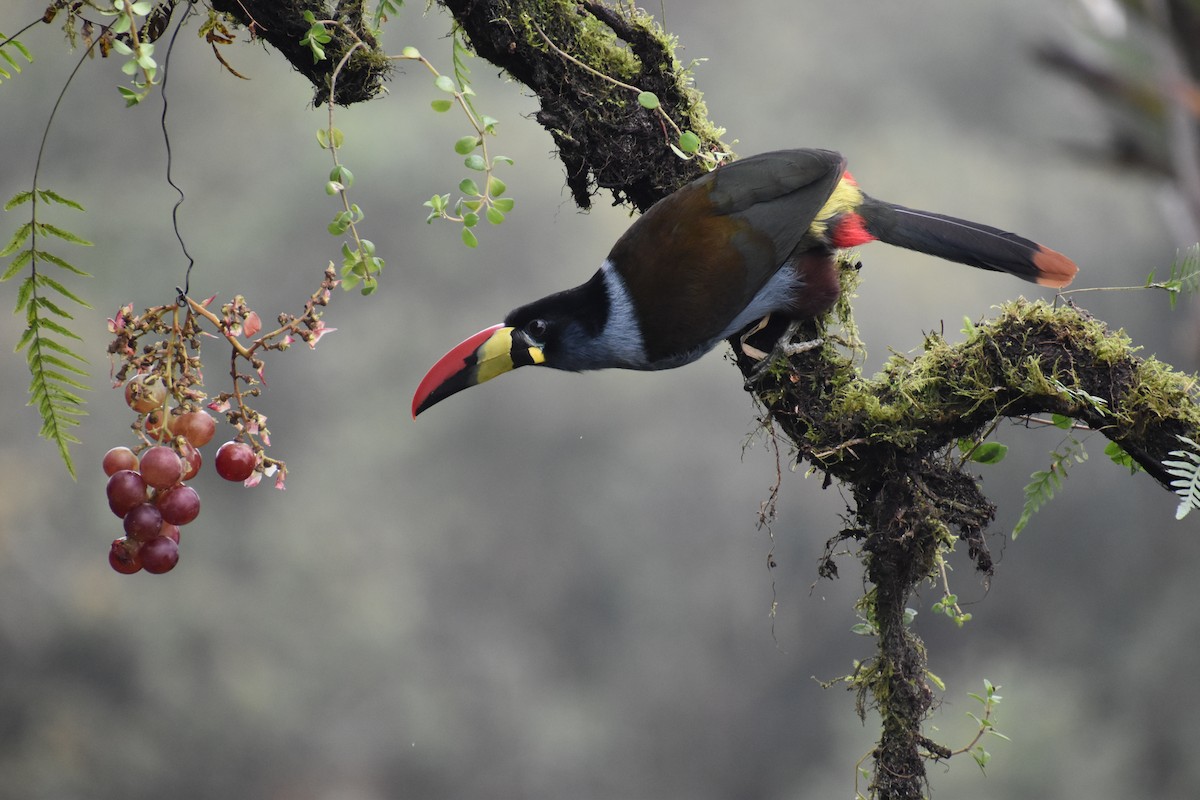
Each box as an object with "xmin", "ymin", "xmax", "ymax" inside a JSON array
[{"xmin": 159, "ymin": 1, "xmax": 197, "ymax": 302}]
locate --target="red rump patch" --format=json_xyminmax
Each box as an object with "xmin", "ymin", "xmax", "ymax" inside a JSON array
[{"xmin": 829, "ymin": 212, "xmax": 876, "ymax": 248}]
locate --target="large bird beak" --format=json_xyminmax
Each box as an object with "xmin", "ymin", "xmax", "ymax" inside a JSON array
[{"xmin": 412, "ymin": 324, "xmax": 546, "ymax": 417}]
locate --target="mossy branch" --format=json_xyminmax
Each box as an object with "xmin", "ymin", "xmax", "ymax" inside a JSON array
[
  {"xmin": 439, "ymin": 0, "xmax": 726, "ymax": 211},
  {"xmin": 738, "ymin": 295, "xmax": 1200, "ymax": 492},
  {"xmin": 208, "ymin": 0, "xmax": 391, "ymax": 106}
]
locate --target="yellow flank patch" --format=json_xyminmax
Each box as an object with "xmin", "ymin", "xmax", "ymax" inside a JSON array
[
  {"xmin": 476, "ymin": 327, "xmax": 517, "ymax": 384},
  {"xmin": 809, "ymin": 176, "xmax": 864, "ymax": 238}
]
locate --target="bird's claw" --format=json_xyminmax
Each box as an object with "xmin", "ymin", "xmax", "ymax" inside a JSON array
[{"xmin": 741, "ymin": 318, "xmax": 823, "ymax": 384}]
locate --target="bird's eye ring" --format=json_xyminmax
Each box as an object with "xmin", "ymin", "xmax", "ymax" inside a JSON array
[{"xmin": 525, "ymin": 319, "xmax": 548, "ymax": 339}]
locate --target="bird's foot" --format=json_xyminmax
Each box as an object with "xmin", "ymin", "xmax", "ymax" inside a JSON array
[{"xmin": 742, "ymin": 318, "xmax": 824, "ymax": 384}]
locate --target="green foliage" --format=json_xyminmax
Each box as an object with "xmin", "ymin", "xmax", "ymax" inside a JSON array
[
  {"xmin": 371, "ymin": 0, "xmax": 405, "ymax": 33},
  {"xmin": 1013, "ymin": 436, "xmax": 1087, "ymax": 537},
  {"xmin": 1104, "ymin": 440, "xmax": 1141, "ymax": 474},
  {"xmin": 957, "ymin": 437, "xmax": 1008, "ymax": 465},
  {"xmin": 964, "ymin": 679, "xmax": 1010, "ymax": 772},
  {"xmin": 1, "ymin": 189, "xmax": 92, "ymax": 478},
  {"xmin": 92, "ymin": 1, "xmax": 159, "ymax": 104},
  {"xmin": 301, "ymin": 11, "xmax": 333, "ymax": 62},
  {"xmin": 1164, "ymin": 435, "xmax": 1200, "ymax": 520},
  {"xmin": 1146, "ymin": 243, "xmax": 1200, "ymax": 309},
  {"xmin": 0, "ymin": 30, "xmax": 33, "ymax": 83}
]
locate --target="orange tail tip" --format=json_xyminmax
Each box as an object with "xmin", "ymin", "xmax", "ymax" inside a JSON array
[{"xmin": 1032, "ymin": 246, "xmax": 1079, "ymax": 288}]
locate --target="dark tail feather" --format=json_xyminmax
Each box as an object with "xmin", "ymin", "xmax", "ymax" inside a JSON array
[{"xmin": 860, "ymin": 198, "xmax": 1078, "ymax": 288}]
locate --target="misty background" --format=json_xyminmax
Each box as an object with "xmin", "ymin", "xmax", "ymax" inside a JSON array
[{"xmin": 1, "ymin": 1, "xmax": 1197, "ymax": 798}]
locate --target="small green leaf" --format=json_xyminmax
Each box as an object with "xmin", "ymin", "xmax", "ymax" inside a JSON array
[
  {"xmin": 430, "ymin": 99, "xmax": 453, "ymax": 112},
  {"xmin": 464, "ymin": 154, "xmax": 486, "ymax": 171},
  {"xmin": 36, "ymin": 223, "xmax": 92, "ymax": 247},
  {"xmin": 3, "ymin": 249, "xmax": 32, "ymax": 282},
  {"xmin": 486, "ymin": 206, "xmax": 505, "ymax": 225},
  {"xmin": 33, "ymin": 250, "xmax": 89, "ymax": 276},
  {"xmin": 677, "ymin": 130, "xmax": 701, "ymax": 154},
  {"xmin": 1104, "ymin": 440, "xmax": 1141, "ymax": 474},
  {"xmin": 1051, "ymin": 413, "xmax": 1072, "ymax": 429},
  {"xmin": 462, "ymin": 212, "xmax": 479, "ymax": 228},
  {"xmin": 14, "ymin": 275, "xmax": 34, "ymax": 310},
  {"xmin": 1, "ymin": 221, "xmax": 33, "ymax": 257},
  {"xmin": 637, "ymin": 91, "xmax": 660, "ymax": 109},
  {"xmin": 461, "ymin": 227, "xmax": 478, "ymax": 248},
  {"xmin": 35, "ymin": 274, "xmax": 90, "ymax": 307},
  {"xmin": 434, "ymin": 74, "xmax": 457, "ymax": 93},
  {"xmin": 487, "ymin": 175, "xmax": 507, "ymax": 196},
  {"xmin": 36, "ymin": 190, "xmax": 84, "ymax": 211},
  {"xmin": 454, "ymin": 135, "xmax": 480, "ymax": 155},
  {"xmin": 4, "ymin": 191, "xmax": 33, "ymax": 211},
  {"xmin": 493, "ymin": 197, "xmax": 515, "ymax": 213},
  {"xmin": 401, "ymin": 46, "xmax": 421, "ymax": 59},
  {"xmin": 459, "ymin": 179, "xmax": 481, "ymax": 197},
  {"xmin": 329, "ymin": 165, "xmax": 354, "ymax": 187},
  {"xmin": 969, "ymin": 442, "xmax": 1008, "ymax": 465}
]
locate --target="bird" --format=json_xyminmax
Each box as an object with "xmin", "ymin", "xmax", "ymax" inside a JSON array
[{"xmin": 412, "ymin": 148, "xmax": 1078, "ymax": 417}]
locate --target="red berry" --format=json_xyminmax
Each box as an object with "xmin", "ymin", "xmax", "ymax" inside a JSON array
[
  {"xmin": 102, "ymin": 446, "xmax": 139, "ymax": 476},
  {"xmin": 108, "ymin": 538, "xmax": 142, "ymax": 574},
  {"xmin": 106, "ymin": 470, "xmax": 147, "ymax": 518},
  {"xmin": 124, "ymin": 374, "xmax": 167, "ymax": 413},
  {"xmin": 174, "ymin": 410, "xmax": 216, "ymax": 447},
  {"xmin": 123, "ymin": 502, "xmax": 164, "ymax": 541},
  {"xmin": 159, "ymin": 521, "xmax": 181, "ymax": 544},
  {"xmin": 178, "ymin": 442, "xmax": 202, "ymax": 481},
  {"xmin": 141, "ymin": 536, "xmax": 179, "ymax": 574},
  {"xmin": 215, "ymin": 441, "xmax": 256, "ymax": 482},
  {"xmin": 156, "ymin": 484, "xmax": 200, "ymax": 526},
  {"xmin": 139, "ymin": 445, "xmax": 183, "ymax": 489}
]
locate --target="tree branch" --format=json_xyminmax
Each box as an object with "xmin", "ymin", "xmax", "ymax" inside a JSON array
[{"xmin": 210, "ymin": 0, "xmax": 391, "ymax": 106}]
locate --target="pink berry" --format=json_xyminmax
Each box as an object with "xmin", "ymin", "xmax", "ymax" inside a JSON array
[
  {"xmin": 139, "ymin": 446, "xmax": 183, "ymax": 490},
  {"xmin": 102, "ymin": 447, "xmax": 139, "ymax": 476}
]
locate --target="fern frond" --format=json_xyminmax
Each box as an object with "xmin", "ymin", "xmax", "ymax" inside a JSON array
[
  {"xmin": 0, "ymin": 32, "xmax": 33, "ymax": 84},
  {"xmin": 1013, "ymin": 437, "xmax": 1087, "ymax": 538},
  {"xmin": 4, "ymin": 191, "xmax": 33, "ymax": 211},
  {"xmin": 1164, "ymin": 435, "xmax": 1200, "ymax": 520},
  {"xmin": 2, "ymin": 188, "xmax": 91, "ymax": 478},
  {"xmin": 1164, "ymin": 244, "xmax": 1200, "ymax": 309},
  {"xmin": 36, "ymin": 190, "xmax": 84, "ymax": 211}
]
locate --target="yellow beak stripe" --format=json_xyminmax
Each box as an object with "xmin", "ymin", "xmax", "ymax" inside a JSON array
[{"xmin": 476, "ymin": 326, "xmax": 545, "ymax": 384}]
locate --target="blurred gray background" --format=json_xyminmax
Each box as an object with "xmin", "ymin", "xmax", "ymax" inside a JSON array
[{"xmin": 2, "ymin": 1, "xmax": 1197, "ymax": 798}]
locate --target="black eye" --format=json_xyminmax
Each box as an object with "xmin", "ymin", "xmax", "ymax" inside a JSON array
[{"xmin": 525, "ymin": 319, "xmax": 548, "ymax": 339}]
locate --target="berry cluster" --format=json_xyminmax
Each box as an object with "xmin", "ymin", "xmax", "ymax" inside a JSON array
[
  {"xmin": 105, "ymin": 375, "xmax": 258, "ymax": 575},
  {"xmin": 104, "ymin": 276, "xmax": 338, "ymax": 576}
]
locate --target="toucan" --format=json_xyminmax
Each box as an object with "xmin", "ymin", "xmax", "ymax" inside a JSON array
[{"xmin": 412, "ymin": 148, "xmax": 1078, "ymax": 417}]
